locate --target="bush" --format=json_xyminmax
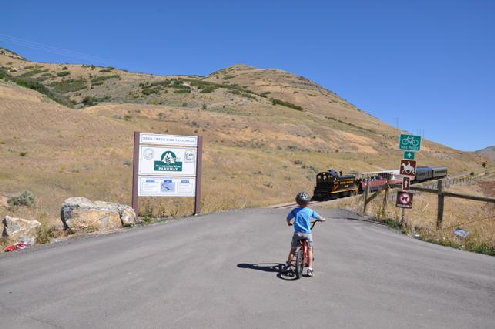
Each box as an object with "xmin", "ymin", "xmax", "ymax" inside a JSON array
[
  {"xmin": 270, "ymin": 98, "xmax": 303, "ymax": 111},
  {"xmin": 82, "ymin": 96, "xmax": 98, "ymax": 106},
  {"xmin": 91, "ymin": 75, "xmax": 120, "ymax": 86},
  {"xmin": 99, "ymin": 66, "xmax": 114, "ymax": 72},
  {"xmin": 0, "ymin": 67, "xmax": 72, "ymax": 106},
  {"xmin": 57, "ymin": 71, "xmax": 71, "ymax": 77},
  {"xmin": 51, "ymin": 78, "xmax": 87, "ymax": 93},
  {"xmin": 8, "ymin": 190, "xmax": 36, "ymax": 208}
]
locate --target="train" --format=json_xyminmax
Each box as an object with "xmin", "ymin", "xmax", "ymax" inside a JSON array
[
  {"xmin": 312, "ymin": 170, "xmax": 359, "ymax": 201},
  {"xmin": 415, "ymin": 166, "xmax": 448, "ymax": 182},
  {"xmin": 312, "ymin": 166, "xmax": 447, "ymax": 201}
]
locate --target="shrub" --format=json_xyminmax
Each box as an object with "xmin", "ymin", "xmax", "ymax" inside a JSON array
[
  {"xmin": 82, "ymin": 96, "xmax": 98, "ymax": 106},
  {"xmin": 19, "ymin": 152, "xmax": 27, "ymax": 156},
  {"xmin": 99, "ymin": 66, "xmax": 114, "ymax": 72},
  {"xmin": 0, "ymin": 67, "xmax": 71, "ymax": 106},
  {"xmin": 270, "ymin": 98, "xmax": 303, "ymax": 111},
  {"xmin": 91, "ymin": 75, "xmax": 120, "ymax": 86},
  {"xmin": 57, "ymin": 71, "xmax": 71, "ymax": 77},
  {"xmin": 51, "ymin": 78, "xmax": 87, "ymax": 93},
  {"xmin": 8, "ymin": 190, "xmax": 36, "ymax": 208},
  {"xmin": 20, "ymin": 68, "xmax": 45, "ymax": 78}
]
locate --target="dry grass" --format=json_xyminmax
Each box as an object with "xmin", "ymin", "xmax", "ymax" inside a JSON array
[{"xmin": 321, "ymin": 176, "xmax": 495, "ymax": 255}]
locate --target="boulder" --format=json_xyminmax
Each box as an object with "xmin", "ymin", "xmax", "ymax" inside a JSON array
[
  {"xmin": 61, "ymin": 197, "xmax": 139, "ymax": 231},
  {"xmin": 2, "ymin": 216, "xmax": 41, "ymax": 242}
]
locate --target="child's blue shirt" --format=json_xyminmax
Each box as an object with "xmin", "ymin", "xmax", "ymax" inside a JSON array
[{"xmin": 287, "ymin": 207, "xmax": 320, "ymax": 234}]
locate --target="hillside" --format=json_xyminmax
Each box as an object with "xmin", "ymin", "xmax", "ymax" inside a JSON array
[
  {"xmin": 476, "ymin": 146, "xmax": 495, "ymax": 161},
  {"xmin": 0, "ymin": 47, "xmax": 490, "ymax": 226}
]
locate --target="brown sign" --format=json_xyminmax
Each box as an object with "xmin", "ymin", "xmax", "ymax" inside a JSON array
[
  {"xmin": 400, "ymin": 160, "xmax": 416, "ymax": 177},
  {"xmin": 402, "ymin": 177, "xmax": 410, "ymax": 191},
  {"xmin": 396, "ymin": 191, "xmax": 413, "ymax": 208}
]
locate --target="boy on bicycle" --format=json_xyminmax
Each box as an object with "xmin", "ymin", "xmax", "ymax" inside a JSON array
[{"xmin": 286, "ymin": 192, "xmax": 326, "ymax": 277}]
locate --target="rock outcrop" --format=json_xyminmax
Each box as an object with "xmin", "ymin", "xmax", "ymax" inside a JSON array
[
  {"xmin": 61, "ymin": 197, "xmax": 139, "ymax": 232},
  {"xmin": 2, "ymin": 216, "xmax": 41, "ymax": 242}
]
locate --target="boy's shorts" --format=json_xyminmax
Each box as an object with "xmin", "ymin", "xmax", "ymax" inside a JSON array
[{"xmin": 291, "ymin": 232, "xmax": 313, "ymax": 249}]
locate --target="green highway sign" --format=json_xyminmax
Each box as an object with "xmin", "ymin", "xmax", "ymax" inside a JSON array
[
  {"xmin": 399, "ymin": 134, "xmax": 422, "ymax": 151},
  {"xmin": 404, "ymin": 151, "xmax": 415, "ymax": 160}
]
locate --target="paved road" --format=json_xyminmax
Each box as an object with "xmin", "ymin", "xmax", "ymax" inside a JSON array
[{"xmin": 1, "ymin": 208, "xmax": 494, "ymax": 328}]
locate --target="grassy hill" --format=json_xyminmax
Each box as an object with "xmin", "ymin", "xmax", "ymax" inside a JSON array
[{"xmin": 0, "ymin": 47, "xmax": 490, "ymax": 227}]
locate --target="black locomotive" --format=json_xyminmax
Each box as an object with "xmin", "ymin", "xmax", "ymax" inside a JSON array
[{"xmin": 312, "ymin": 170, "xmax": 359, "ymax": 201}]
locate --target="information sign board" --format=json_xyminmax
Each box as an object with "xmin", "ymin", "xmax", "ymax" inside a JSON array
[
  {"xmin": 404, "ymin": 151, "xmax": 415, "ymax": 160},
  {"xmin": 399, "ymin": 134, "xmax": 422, "ymax": 151},
  {"xmin": 132, "ymin": 132, "xmax": 203, "ymax": 215},
  {"xmin": 396, "ymin": 191, "xmax": 413, "ymax": 208},
  {"xmin": 139, "ymin": 133, "xmax": 198, "ymax": 147},
  {"xmin": 139, "ymin": 146, "xmax": 197, "ymax": 176},
  {"xmin": 400, "ymin": 160, "xmax": 417, "ymax": 177},
  {"xmin": 402, "ymin": 177, "xmax": 410, "ymax": 191},
  {"xmin": 138, "ymin": 176, "xmax": 196, "ymax": 197}
]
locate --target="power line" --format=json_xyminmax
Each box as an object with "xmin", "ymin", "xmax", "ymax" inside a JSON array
[{"xmin": 0, "ymin": 33, "xmax": 107, "ymax": 64}]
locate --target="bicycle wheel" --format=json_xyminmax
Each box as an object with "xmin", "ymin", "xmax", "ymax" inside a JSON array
[{"xmin": 295, "ymin": 248, "xmax": 303, "ymax": 279}]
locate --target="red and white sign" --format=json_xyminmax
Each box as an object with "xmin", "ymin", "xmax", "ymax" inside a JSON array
[
  {"xmin": 400, "ymin": 160, "xmax": 416, "ymax": 177},
  {"xmin": 396, "ymin": 191, "xmax": 413, "ymax": 208},
  {"xmin": 402, "ymin": 177, "xmax": 410, "ymax": 191}
]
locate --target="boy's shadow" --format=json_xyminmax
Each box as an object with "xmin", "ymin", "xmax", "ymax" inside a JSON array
[{"xmin": 237, "ymin": 263, "xmax": 298, "ymax": 281}]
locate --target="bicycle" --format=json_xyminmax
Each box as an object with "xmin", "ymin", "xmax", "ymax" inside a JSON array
[
  {"xmin": 284, "ymin": 220, "xmax": 320, "ymax": 279},
  {"xmin": 401, "ymin": 136, "xmax": 420, "ymax": 147}
]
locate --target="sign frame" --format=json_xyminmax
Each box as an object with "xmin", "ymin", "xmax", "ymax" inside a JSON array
[{"xmin": 132, "ymin": 132, "xmax": 203, "ymax": 215}]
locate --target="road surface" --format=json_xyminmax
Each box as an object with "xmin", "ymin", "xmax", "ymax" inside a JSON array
[{"xmin": 1, "ymin": 208, "xmax": 494, "ymax": 328}]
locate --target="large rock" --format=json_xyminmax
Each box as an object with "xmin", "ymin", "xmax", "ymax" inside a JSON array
[
  {"xmin": 61, "ymin": 197, "xmax": 139, "ymax": 231},
  {"xmin": 2, "ymin": 216, "xmax": 41, "ymax": 242}
]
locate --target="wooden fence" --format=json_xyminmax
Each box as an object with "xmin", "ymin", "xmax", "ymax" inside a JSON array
[{"xmin": 363, "ymin": 173, "xmax": 495, "ymax": 229}]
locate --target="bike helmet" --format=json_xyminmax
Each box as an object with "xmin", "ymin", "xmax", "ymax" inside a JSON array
[{"xmin": 295, "ymin": 191, "xmax": 311, "ymax": 205}]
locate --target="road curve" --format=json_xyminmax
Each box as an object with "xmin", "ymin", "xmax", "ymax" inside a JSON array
[{"xmin": 1, "ymin": 208, "xmax": 494, "ymax": 329}]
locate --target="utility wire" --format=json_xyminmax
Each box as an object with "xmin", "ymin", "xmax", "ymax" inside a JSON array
[{"xmin": 0, "ymin": 34, "xmax": 107, "ymax": 65}]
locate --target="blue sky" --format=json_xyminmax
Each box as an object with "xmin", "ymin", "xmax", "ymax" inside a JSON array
[{"xmin": 2, "ymin": 0, "xmax": 494, "ymax": 151}]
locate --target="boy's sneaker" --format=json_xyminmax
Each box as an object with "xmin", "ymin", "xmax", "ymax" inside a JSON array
[{"xmin": 307, "ymin": 268, "xmax": 314, "ymax": 277}]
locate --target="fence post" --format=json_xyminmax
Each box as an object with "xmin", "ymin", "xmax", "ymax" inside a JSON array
[
  {"xmin": 363, "ymin": 177, "xmax": 370, "ymax": 215},
  {"xmin": 381, "ymin": 179, "xmax": 389, "ymax": 219},
  {"xmin": 436, "ymin": 179, "xmax": 444, "ymax": 230}
]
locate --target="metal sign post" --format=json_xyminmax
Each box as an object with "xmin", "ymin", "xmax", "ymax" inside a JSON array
[
  {"xmin": 396, "ymin": 134, "xmax": 421, "ymax": 224},
  {"xmin": 132, "ymin": 132, "xmax": 202, "ymax": 216}
]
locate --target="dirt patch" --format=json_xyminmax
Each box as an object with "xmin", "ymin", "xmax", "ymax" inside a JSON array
[{"xmin": 479, "ymin": 180, "xmax": 495, "ymax": 197}]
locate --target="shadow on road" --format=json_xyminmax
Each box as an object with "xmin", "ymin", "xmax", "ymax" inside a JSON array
[{"xmin": 237, "ymin": 263, "xmax": 299, "ymax": 281}]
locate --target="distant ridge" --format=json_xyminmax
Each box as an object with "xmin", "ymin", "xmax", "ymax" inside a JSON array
[{"xmin": 476, "ymin": 146, "xmax": 495, "ymax": 161}]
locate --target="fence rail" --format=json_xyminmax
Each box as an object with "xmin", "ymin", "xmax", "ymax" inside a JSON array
[{"xmin": 363, "ymin": 172, "xmax": 495, "ymax": 229}]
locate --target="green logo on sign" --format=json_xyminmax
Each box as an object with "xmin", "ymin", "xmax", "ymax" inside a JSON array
[
  {"xmin": 399, "ymin": 134, "xmax": 422, "ymax": 151},
  {"xmin": 154, "ymin": 151, "xmax": 183, "ymax": 172}
]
